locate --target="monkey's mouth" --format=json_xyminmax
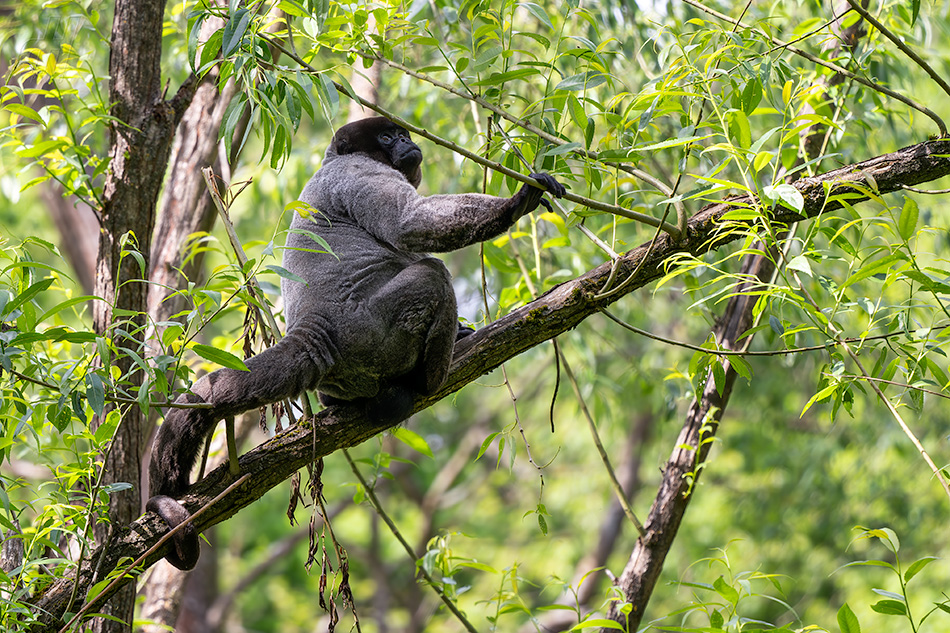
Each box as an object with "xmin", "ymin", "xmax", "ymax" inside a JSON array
[{"xmin": 395, "ymin": 149, "xmax": 423, "ymax": 171}]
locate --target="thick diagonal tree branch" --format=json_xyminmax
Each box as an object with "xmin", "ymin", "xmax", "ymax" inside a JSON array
[{"xmin": 28, "ymin": 138, "xmax": 950, "ymax": 632}]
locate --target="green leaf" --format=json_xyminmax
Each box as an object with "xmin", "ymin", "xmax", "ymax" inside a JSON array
[
  {"xmin": 521, "ymin": 2, "xmax": 553, "ymax": 29},
  {"xmin": 3, "ymin": 278, "xmax": 54, "ymax": 316},
  {"xmin": 5, "ymin": 103, "xmax": 45, "ymax": 125},
  {"xmin": 284, "ymin": 227, "xmax": 334, "ymax": 256},
  {"xmin": 753, "ymin": 151, "xmax": 772, "ymax": 173},
  {"xmin": 187, "ymin": 13, "xmax": 206, "ymax": 68},
  {"xmin": 842, "ymin": 253, "xmax": 905, "ymax": 289},
  {"xmin": 635, "ymin": 134, "xmax": 714, "ymax": 152},
  {"xmin": 318, "ymin": 72, "xmax": 340, "ymax": 118},
  {"xmin": 470, "ymin": 68, "xmax": 540, "ymax": 87},
  {"xmin": 870, "ymin": 600, "xmax": 906, "ymax": 616},
  {"xmin": 904, "ymin": 556, "xmax": 937, "ymax": 583},
  {"xmin": 199, "ymin": 28, "xmax": 223, "ymax": 71},
  {"xmin": 730, "ymin": 354, "xmax": 753, "ymax": 382},
  {"xmin": 190, "ymin": 344, "xmax": 249, "ymax": 371},
  {"xmin": 476, "ymin": 432, "xmax": 500, "ymax": 461},
  {"xmin": 391, "ymin": 427, "xmax": 433, "ymax": 458},
  {"xmin": 801, "ymin": 383, "xmax": 838, "ymax": 416},
  {"xmin": 220, "ymin": 93, "xmax": 248, "ymax": 157},
  {"xmin": 933, "ymin": 602, "xmax": 950, "ymax": 615},
  {"xmin": 38, "ymin": 295, "xmax": 96, "ymax": 323},
  {"xmin": 898, "ymin": 197, "xmax": 918, "ymax": 240},
  {"xmin": 222, "ymin": 8, "xmax": 252, "ymax": 56},
  {"xmin": 786, "ymin": 255, "xmax": 812, "ymax": 277},
  {"xmin": 457, "ymin": 561, "xmax": 498, "ymax": 573},
  {"xmin": 555, "ymin": 72, "xmax": 606, "ymax": 91},
  {"xmin": 567, "ymin": 94, "xmax": 588, "ymax": 130},
  {"xmin": 899, "ymin": 269, "xmax": 950, "ymax": 293},
  {"xmin": 570, "ymin": 618, "xmax": 625, "ymax": 631},
  {"xmin": 763, "ymin": 183, "xmax": 804, "ymax": 213},
  {"xmin": 277, "ymin": 0, "xmax": 309, "ymax": 17},
  {"xmin": 769, "ymin": 315, "xmax": 784, "ymax": 335},
  {"xmin": 873, "ymin": 589, "xmax": 905, "ymax": 601},
  {"xmin": 16, "ymin": 139, "xmax": 66, "ymax": 159},
  {"xmin": 86, "ymin": 373, "xmax": 105, "ymax": 417},
  {"xmin": 726, "ymin": 109, "xmax": 752, "ymax": 149},
  {"xmin": 264, "ymin": 264, "xmax": 306, "ymax": 284},
  {"xmin": 542, "ymin": 142, "xmax": 583, "ymax": 157},
  {"xmin": 94, "ymin": 409, "xmax": 120, "ymax": 445},
  {"xmin": 872, "ymin": 526, "xmax": 900, "ymax": 552},
  {"xmin": 837, "ymin": 603, "xmax": 861, "ymax": 633},
  {"xmin": 161, "ymin": 324, "xmax": 185, "ymax": 348},
  {"xmin": 741, "ymin": 78, "xmax": 763, "ymax": 114},
  {"xmin": 713, "ymin": 576, "xmax": 739, "ymax": 604}
]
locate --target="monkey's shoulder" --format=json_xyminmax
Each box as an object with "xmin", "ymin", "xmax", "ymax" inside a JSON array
[{"xmin": 308, "ymin": 154, "xmax": 414, "ymax": 201}]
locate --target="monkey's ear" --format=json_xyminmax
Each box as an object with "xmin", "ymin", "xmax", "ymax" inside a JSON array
[{"xmin": 334, "ymin": 137, "xmax": 351, "ymax": 154}]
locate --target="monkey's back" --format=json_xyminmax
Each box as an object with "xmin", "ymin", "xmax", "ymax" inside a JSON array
[{"xmin": 280, "ymin": 155, "xmax": 454, "ymax": 400}]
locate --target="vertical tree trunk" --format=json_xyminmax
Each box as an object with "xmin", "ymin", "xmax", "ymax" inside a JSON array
[
  {"xmin": 91, "ymin": 0, "xmax": 194, "ymax": 629},
  {"xmin": 604, "ymin": 255, "xmax": 772, "ymax": 631}
]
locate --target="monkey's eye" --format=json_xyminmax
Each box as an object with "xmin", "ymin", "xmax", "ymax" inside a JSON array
[{"xmin": 379, "ymin": 133, "xmax": 393, "ymax": 143}]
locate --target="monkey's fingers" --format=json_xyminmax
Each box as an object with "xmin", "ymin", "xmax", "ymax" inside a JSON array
[{"xmin": 529, "ymin": 173, "xmax": 567, "ymax": 198}]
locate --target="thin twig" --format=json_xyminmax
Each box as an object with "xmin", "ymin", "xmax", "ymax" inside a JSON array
[
  {"xmin": 202, "ymin": 168, "xmax": 309, "ymax": 421},
  {"xmin": 682, "ymin": 0, "xmax": 947, "ymax": 136},
  {"xmin": 788, "ymin": 269, "xmax": 950, "ymax": 503},
  {"xmin": 343, "ymin": 450, "xmax": 479, "ymax": 633},
  {"xmin": 838, "ymin": 374, "xmax": 950, "ymax": 401},
  {"xmin": 506, "ymin": 232, "xmax": 641, "ymax": 533},
  {"xmin": 4, "ymin": 366, "xmax": 212, "ymax": 408},
  {"xmin": 59, "ymin": 474, "xmax": 251, "ymax": 633},
  {"xmin": 261, "ymin": 35, "xmax": 682, "ymax": 237},
  {"xmin": 901, "ymin": 184, "xmax": 950, "ymax": 194},
  {"xmin": 845, "ymin": 0, "xmax": 950, "ymax": 100},
  {"xmin": 601, "ymin": 310, "xmax": 948, "ymax": 357},
  {"xmin": 558, "ymin": 349, "xmax": 646, "ymax": 537},
  {"xmin": 366, "ymin": 53, "xmax": 689, "ymax": 237}
]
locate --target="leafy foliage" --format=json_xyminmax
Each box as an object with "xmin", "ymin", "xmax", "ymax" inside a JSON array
[{"xmin": 3, "ymin": 0, "xmax": 950, "ymax": 631}]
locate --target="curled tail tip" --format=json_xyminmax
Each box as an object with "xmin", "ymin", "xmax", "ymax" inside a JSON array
[{"xmin": 146, "ymin": 495, "xmax": 200, "ymax": 571}]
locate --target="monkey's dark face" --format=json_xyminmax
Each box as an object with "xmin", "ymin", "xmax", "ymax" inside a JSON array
[
  {"xmin": 378, "ymin": 128, "xmax": 423, "ymax": 174},
  {"xmin": 330, "ymin": 117, "xmax": 423, "ymax": 188}
]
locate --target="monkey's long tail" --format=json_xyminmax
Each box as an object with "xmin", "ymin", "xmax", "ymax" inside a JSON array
[
  {"xmin": 147, "ymin": 328, "xmax": 333, "ymax": 570},
  {"xmin": 145, "ymin": 495, "xmax": 200, "ymax": 570}
]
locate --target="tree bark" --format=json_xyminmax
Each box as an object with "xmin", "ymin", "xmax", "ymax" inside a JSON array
[
  {"xmin": 27, "ymin": 137, "xmax": 950, "ymax": 632},
  {"xmin": 604, "ymin": 254, "xmax": 773, "ymax": 631},
  {"xmin": 90, "ymin": 0, "xmax": 195, "ymax": 630}
]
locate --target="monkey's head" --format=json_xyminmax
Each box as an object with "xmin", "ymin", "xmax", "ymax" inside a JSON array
[{"xmin": 327, "ymin": 117, "xmax": 423, "ymax": 188}]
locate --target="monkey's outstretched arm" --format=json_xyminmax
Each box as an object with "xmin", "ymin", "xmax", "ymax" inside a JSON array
[{"xmin": 318, "ymin": 157, "xmax": 565, "ymax": 253}]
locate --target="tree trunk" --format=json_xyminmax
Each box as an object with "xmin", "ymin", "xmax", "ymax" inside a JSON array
[
  {"xmin": 604, "ymin": 253, "xmax": 774, "ymax": 631},
  {"xmin": 90, "ymin": 0, "xmax": 195, "ymax": 630}
]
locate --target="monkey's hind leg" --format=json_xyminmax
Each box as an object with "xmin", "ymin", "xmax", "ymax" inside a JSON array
[{"xmin": 374, "ymin": 258, "xmax": 458, "ymax": 396}]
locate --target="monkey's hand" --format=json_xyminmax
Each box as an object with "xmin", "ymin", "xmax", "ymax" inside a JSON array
[
  {"xmin": 531, "ymin": 172, "xmax": 567, "ymax": 198},
  {"xmin": 512, "ymin": 172, "xmax": 566, "ymax": 218}
]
